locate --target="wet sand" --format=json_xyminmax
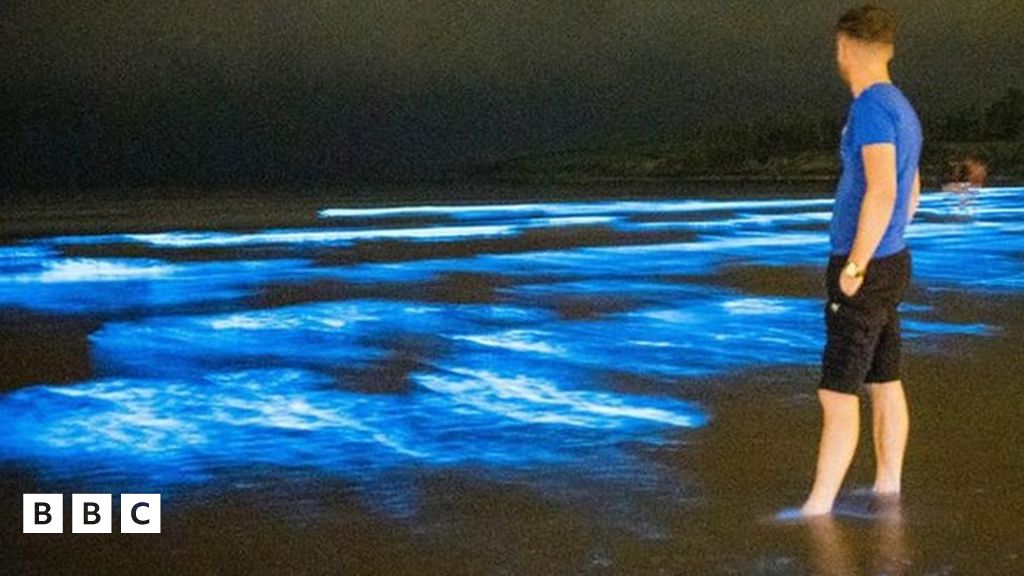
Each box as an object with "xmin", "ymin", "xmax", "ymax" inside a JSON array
[{"xmin": 1, "ymin": 184, "xmax": 1021, "ymax": 574}]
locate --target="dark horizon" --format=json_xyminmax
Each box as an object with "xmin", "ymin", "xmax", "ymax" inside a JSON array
[{"xmin": 2, "ymin": 1, "xmax": 1022, "ymax": 190}]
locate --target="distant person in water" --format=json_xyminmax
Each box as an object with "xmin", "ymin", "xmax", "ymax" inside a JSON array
[
  {"xmin": 943, "ymin": 156, "xmax": 987, "ymax": 213},
  {"xmin": 942, "ymin": 155, "xmax": 988, "ymax": 192},
  {"xmin": 800, "ymin": 5, "xmax": 922, "ymax": 517}
]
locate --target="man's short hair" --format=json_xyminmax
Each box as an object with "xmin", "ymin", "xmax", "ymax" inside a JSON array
[{"xmin": 835, "ymin": 5, "xmax": 896, "ymax": 45}]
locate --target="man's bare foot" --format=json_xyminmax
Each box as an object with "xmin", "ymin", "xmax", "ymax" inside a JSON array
[
  {"xmin": 799, "ymin": 501, "xmax": 833, "ymax": 517},
  {"xmin": 770, "ymin": 501, "xmax": 837, "ymax": 523}
]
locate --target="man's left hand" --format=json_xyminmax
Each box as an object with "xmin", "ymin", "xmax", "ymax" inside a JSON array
[{"xmin": 839, "ymin": 273, "xmax": 864, "ymax": 298}]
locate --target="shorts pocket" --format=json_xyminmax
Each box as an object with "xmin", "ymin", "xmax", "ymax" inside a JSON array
[{"xmin": 828, "ymin": 295, "xmax": 889, "ymax": 333}]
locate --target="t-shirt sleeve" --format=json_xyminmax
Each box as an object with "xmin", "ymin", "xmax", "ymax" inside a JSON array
[{"xmin": 851, "ymin": 97, "xmax": 896, "ymax": 148}]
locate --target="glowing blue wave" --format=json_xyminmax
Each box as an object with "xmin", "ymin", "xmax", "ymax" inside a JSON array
[
  {"xmin": 0, "ymin": 258, "xmax": 313, "ymax": 313},
  {"xmin": 41, "ymin": 215, "xmax": 619, "ymax": 249},
  {"xmin": 317, "ymin": 198, "xmax": 835, "ymax": 219},
  {"xmin": 0, "ymin": 362, "xmax": 707, "ymax": 519}
]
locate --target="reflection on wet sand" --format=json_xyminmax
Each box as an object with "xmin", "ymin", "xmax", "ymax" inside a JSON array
[
  {"xmin": 806, "ymin": 515, "xmax": 855, "ymax": 576},
  {"xmin": 870, "ymin": 496, "xmax": 910, "ymax": 576},
  {"xmin": 806, "ymin": 492, "xmax": 909, "ymax": 575}
]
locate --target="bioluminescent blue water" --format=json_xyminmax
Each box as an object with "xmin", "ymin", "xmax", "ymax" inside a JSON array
[
  {"xmin": 316, "ymin": 197, "xmax": 836, "ymax": 220},
  {"xmin": 41, "ymin": 215, "xmax": 621, "ymax": 249},
  {"xmin": 0, "ymin": 187, "xmax": 1020, "ymax": 524},
  {"xmin": 0, "ymin": 257, "xmax": 314, "ymax": 313},
  {"xmin": 0, "ymin": 365, "xmax": 706, "ymax": 518}
]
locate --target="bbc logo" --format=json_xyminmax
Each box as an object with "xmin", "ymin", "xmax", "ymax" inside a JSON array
[{"xmin": 23, "ymin": 494, "xmax": 161, "ymax": 534}]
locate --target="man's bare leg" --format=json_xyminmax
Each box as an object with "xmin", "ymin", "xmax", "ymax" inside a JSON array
[
  {"xmin": 801, "ymin": 389, "xmax": 860, "ymax": 516},
  {"xmin": 866, "ymin": 380, "xmax": 908, "ymax": 494}
]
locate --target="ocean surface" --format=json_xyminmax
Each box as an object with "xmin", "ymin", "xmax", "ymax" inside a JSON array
[{"xmin": 1, "ymin": 182, "xmax": 1022, "ymax": 574}]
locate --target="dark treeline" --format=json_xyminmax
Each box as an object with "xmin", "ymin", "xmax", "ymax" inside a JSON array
[
  {"xmin": 928, "ymin": 87, "xmax": 1024, "ymax": 142},
  {"xmin": 473, "ymin": 87, "xmax": 1024, "ymax": 184},
  {"xmin": 714, "ymin": 87, "xmax": 1023, "ymax": 163},
  {"xmin": 3, "ymin": 85, "xmax": 1022, "ymax": 191}
]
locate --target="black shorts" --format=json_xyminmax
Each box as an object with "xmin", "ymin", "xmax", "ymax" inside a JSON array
[{"xmin": 819, "ymin": 247, "xmax": 912, "ymax": 395}]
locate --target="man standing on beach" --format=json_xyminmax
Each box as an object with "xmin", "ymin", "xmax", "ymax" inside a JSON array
[{"xmin": 801, "ymin": 5, "xmax": 922, "ymax": 516}]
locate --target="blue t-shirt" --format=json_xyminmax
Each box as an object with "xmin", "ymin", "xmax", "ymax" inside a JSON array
[{"xmin": 829, "ymin": 82, "xmax": 922, "ymax": 257}]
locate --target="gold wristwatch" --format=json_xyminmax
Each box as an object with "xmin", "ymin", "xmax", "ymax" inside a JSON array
[{"xmin": 842, "ymin": 260, "xmax": 865, "ymax": 279}]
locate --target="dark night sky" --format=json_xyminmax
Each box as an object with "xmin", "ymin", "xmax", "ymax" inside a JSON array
[{"xmin": 2, "ymin": 1, "xmax": 1021, "ymax": 188}]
